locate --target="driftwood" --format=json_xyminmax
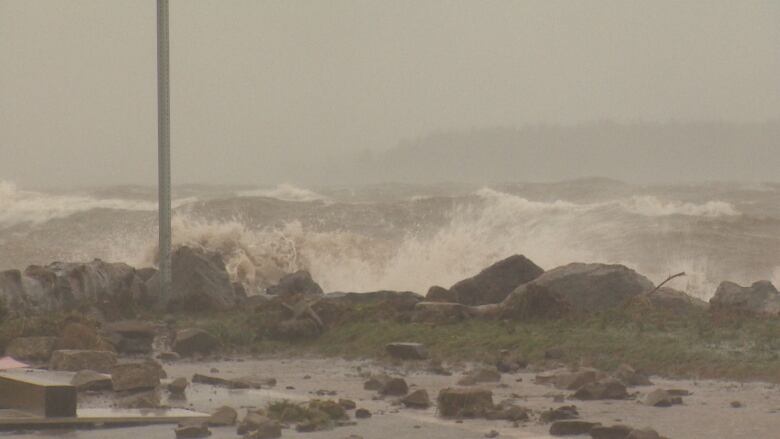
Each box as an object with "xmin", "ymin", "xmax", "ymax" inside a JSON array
[{"xmin": 646, "ymin": 272, "xmax": 686, "ymax": 295}]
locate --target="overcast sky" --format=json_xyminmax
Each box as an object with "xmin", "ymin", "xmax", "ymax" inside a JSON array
[{"xmin": 1, "ymin": 0, "xmax": 779, "ymax": 187}]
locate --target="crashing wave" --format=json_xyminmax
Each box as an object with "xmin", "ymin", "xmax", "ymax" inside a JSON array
[{"xmin": 236, "ymin": 183, "xmax": 328, "ymax": 202}]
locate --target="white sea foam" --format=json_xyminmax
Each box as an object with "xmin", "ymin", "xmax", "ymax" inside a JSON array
[
  {"xmin": 620, "ymin": 195, "xmax": 740, "ymax": 218},
  {"xmin": 236, "ymin": 183, "xmax": 328, "ymax": 202}
]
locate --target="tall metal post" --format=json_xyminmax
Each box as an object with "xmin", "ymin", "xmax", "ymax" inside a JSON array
[{"xmin": 157, "ymin": 0, "xmax": 172, "ymax": 304}]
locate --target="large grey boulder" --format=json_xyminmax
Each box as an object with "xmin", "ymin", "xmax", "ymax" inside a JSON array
[
  {"xmin": 147, "ymin": 246, "xmax": 238, "ymax": 312},
  {"xmin": 446, "ymin": 255, "xmax": 544, "ymax": 306},
  {"xmin": 504, "ymin": 263, "xmax": 655, "ymax": 313},
  {"xmin": 266, "ymin": 270, "xmax": 323, "ymax": 296},
  {"xmin": 710, "ymin": 280, "xmax": 780, "ymax": 316}
]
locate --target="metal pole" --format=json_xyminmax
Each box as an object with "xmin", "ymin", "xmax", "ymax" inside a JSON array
[{"xmin": 157, "ymin": 0, "xmax": 172, "ymax": 305}]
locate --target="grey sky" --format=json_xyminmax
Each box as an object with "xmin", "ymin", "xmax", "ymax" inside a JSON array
[{"xmin": 1, "ymin": 1, "xmax": 779, "ymax": 187}]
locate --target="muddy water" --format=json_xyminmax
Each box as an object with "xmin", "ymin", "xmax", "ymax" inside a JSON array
[{"xmin": 7, "ymin": 356, "xmax": 780, "ymax": 438}]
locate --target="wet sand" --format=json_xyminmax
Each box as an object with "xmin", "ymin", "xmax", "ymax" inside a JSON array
[{"xmin": 8, "ymin": 356, "xmax": 780, "ymax": 438}]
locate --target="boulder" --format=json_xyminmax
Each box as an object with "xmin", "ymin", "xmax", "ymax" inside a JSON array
[
  {"xmin": 117, "ymin": 390, "xmax": 161, "ymax": 409},
  {"xmin": 425, "ymin": 285, "xmax": 457, "ymax": 303},
  {"xmin": 57, "ymin": 322, "xmax": 114, "ymax": 351},
  {"xmin": 626, "ymin": 429, "xmax": 662, "ymax": 439},
  {"xmin": 173, "ymin": 328, "xmax": 219, "ymax": 357},
  {"xmin": 458, "ymin": 368, "xmax": 501, "ymax": 386},
  {"xmin": 448, "ymin": 255, "xmax": 544, "ymax": 306},
  {"xmin": 5, "ymin": 336, "xmax": 58, "ymax": 362},
  {"xmin": 175, "ymin": 423, "xmax": 211, "ymax": 438},
  {"xmin": 71, "ymin": 370, "xmax": 112, "ymax": 391},
  {"xmin": 549, "ymin": 420, "xmax": 601, "ymax": 436},
  {"xmin": 386, "ymin": 342, "xmax": 429, "ymax": 360},
  {"xmin": 111, "ymin": 361, "xmax": 162, "ymax": 392},
  {"xmin": 504, "ymin": 263, "xmax": 655, "ymax": 313},
  {"xmin": 437, "ymin": 387, "xmax": 494, "ymax": 418},
  {"xmin": 572, "ymin": 379, "xmax": 629, "ymax": 400},
  {"xmin": 148, "ymin": 246, "xmax": 238, "ymax": 312},
  {"xmin": 412, "ymin": 301, "xmax": 473, "ymax": 323},
  {"xmin": 644, "ymin": 389, "xmax": 683, "ymax": 407},
  {"xmin": 208, "ymin": 406, "xmax": 238, "ymax": 426},
  {"xmin": 266, "ymin": 270, "xmax": 323, "ymax": 296},
  {"xmin": 710, "ymin": 280, "xmax": 780, "ymax": 316},
  {"xmin": 355, "ymin": 408, "xmax": 372, "ymax": 419},
  {"xmin": 642, "ymin": 287, "xmax": 707, "ymax": 315},
  {"xmin": 498, "ymin": 283, "xmax": 571, "ymax": 320},
  {"xmin": 379, "ymin": 377, "xmax": 409, "ymax": 396},
  {"xmin": 495, "ymin": 350, "xmax": 527, "ymax": 373},
  {"xmin": 237, "ymin": 412, "xmax": 281, "ymax": 437},
  {"xmin": 50, "ymin": 350, "xmax": 117, "ymax": 373},
  {"xmin": 591, "ymin": 425, "xmax": 633, "ymax": 439},
  {"xmin": 614, "ymin": 364, "xmax": 652, "ymax": 387},
  {"xmin": 540, "ymin": 405, "xmax": 579, "ymax": 423},
  {"xmin": 168, "ymin": 377, "xmax": 189, "ymax": 395},
  {"xmin": 401, "ymin": 389, "xmax": 431, "ymax": 408},
  {"xmin": 103, "ymin": 320, "xmax": 156, "ymax": 354},
  {"xmin": 486, "ymin": 400, "xmax": 531, "ymax": 421}
]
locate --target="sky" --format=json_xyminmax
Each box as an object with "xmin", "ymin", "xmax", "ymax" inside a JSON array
[{"xmin": 1, "ymin": 0, "xmax": 779, "ymax": 187}]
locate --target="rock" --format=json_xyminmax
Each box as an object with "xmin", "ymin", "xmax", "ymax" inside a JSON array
[
  {"xmin": 614, "ymin": 364, "xmax": 652, "ymax": 387},
  {"xmin": 626, "ymin": 428, "xmax": 662, "ymax": 439},
  {"xmin": 485, "ymin": 430, "xmax": 499, "ymax": 438},
  {"xmin": 550, "ymin": 369, "xmax": 604, "ymax": 390},
  {"xmin": 244, "ymin": 426, "xmax": 282, "ymax": 439},
  {"xmin": 168, "ymin": 377, "xmax": 189, "ymax": 395},
  {"xmin": 209, "ymin": 406, "xmax": 238, "ymax": 426},
  {"xmin": 380, "ymin": 377, "xmax": 409, "ymax": 396},
  {"xmin": 237, "ymin": 412, "xmax": 281, "ymax": 437},
  {"xmin": 458, "ymin": 368, "xmax": 501, "ymax": 386},
  {"xmin": 71, "ymin": 370, "xmax": 112, "ymax": 391},
  {"xmin": 549, "ymin": 420, "xmax": 601, "ymax": 436},
  {"xmin": 504, "ymin": 263, "xmax": 655, "ymax": 313},
  {"xmin": 591, "ymin": 425, "xmax": 633, "ymax": 439},
  {"xmin": 386, "ymin": 342, "xmax": 429, "ymax": 360},
  {"xmin": 363, "ymin": 375, "xmax": 387, "ymax": 391},
  {"xmin": 710, "ymin": 280, "xmax": 780, "ymax": 316},
  {"xmin": 486, "ymin": 400, "xmax": 530, "ymax": 421},
  {"xmin": 148, "ymin": 246, "xmax": 238, "ymax": 312},
  {"xmin": 117, "ymin": 390, "xmax": 161, "ymax": 409},
  {"xmin": 5, "ymin": 336, "xmax": 58, "ymax": 362},
  {"xmin": 540, "ymin": 405, "xmax": 579, "ymax": 423},
  {"xmin": 627, "ymin": 287, "xmax": 707, "ymax": 316},
  {"xmin": 175, "ymin": 423, "xmax": 211, "ymax": 438},
  {"xmin": 730, "ymin": 400, "xmax": 743, "ymax": 408},
  {"xmin": 103, "ymin": 320, "xmax": 156, "ymax": 354},
  {"xmin": 498, "ymin": 283, "xmax": 572, "ymax": 320},
  {"xmin": 192, "ymin": 373, "xmax": 274, "ymax": 389},
  {"xmin": 572, "ymin": 379, "xmax": 628, "ymax": 400},
  {"xmin": 402, "ymin": 389, "xmax": 431, "ymax": 408},
  {"xmin": 267, "ymin": 270, "xmax": 323, "ymax": 296},
  {"xmin": 57, "ymin": 322, "xmax": 114, "ymax": 351},
  {"xmin": 427, "ymin": 359, "xmax": 452, "ymax": 376},
  {"xmin": 173, "ymin": 328, "xmax": 219, "ymax": 357},
  {"xmin": 437, "ymin": 388, "xmax": 494, "ymax": 418},
  {"xmin": 111, "ymin": 361, "xmax": 162, "ymax": 392},
  {"xmin": 50, "ymin": 350, "xmax": 117, "ymax": 373},
  {"xmin": 158, "ymin": 351, "xmax": 181, "ymax": 361},
  {"xmin": 309, "ymin": 399, "xmax": 348, "ymax": 420},
  {"xmin": 644, "ymin": 389, "xmax": 683, "ymax": 407},
  {"xmin": 495, "ymin": 350, "xmax": 527, "ymax": 373},
  {"xmin": 412, "ymin": 301, "xmax": 473, "ymax": 323},
  {"xmin": 0, "ymin": 269, "xmax": 35, "ymax": 313},
  {"xmin": 448, "ymin": 255, "xmax": 544, "ymax": 306},
  {"xmin": 425, "ymin": 285, "xmax": 457, "ymax": 303},
  {"xmin": 355, "ymin": 408, "xmax": 372, "ymax": 419},
  {"xmin": 338, "ymin": 399, "xmax": 357, "ymax": 410}
]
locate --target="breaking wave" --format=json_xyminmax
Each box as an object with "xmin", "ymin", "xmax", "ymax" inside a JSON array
[
  {"xmin": 620, "ymin": 195, "xmax": 740, "ymax": 218},
  {"xmin": 236, "ymin": 183, "xmax": 329, "ymax": 202}
]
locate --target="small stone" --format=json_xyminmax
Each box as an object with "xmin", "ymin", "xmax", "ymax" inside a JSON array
[
  {"xmin": 168, "ymin": 377, "xmax": 189, "ymax": 395},
  {"xmin": 338, "ymin": 399, "xmax": 357, "ymax": 410},
  {"xmin": 380, "ymin": 378, "xmax": 409, "ymax": 396},
  {"xmin": 401, "ymin": 389, "xmax": 431, "ymax": 408},
  {"xmin": 237, "ymin": 412, "xmax": 281, "ymax": 437},
  {"xmin": 175, "ymin": 423, "xmax": 211, "ymax": 438},
  {"xmin": 209, "ymin": 406, "xmax": 237, "ymax": 426},
  {"xmin": 549, "ymin": 420, "xmax": 600, "ymax": 436},
  {"xmin": 355, "ymin": 408, "xmax": 372, "ymax": 419},
  {"xmin": 730, "ymin": 401, "xmax": 743, "ymax": 408},
  {"xmin": 485, "ymin": 430, "xmax": 499, "ymax": 438}
]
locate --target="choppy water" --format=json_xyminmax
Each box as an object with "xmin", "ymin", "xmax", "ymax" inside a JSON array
[{"xmin": 1, "ymin": 178, "xmax": 779, "ymax": 299}]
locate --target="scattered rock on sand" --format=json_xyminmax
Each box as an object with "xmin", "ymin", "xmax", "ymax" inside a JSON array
[
  {"xmin": 175, "ymin": 423, "xmax": 211, "ymax": 438},
  {"xmin": 237, "ymin": 412, "xmax": 281, "ymax": 437},
  {"xmin": 644, "ymin": 389, "xmax": 683, "ymax": 407},
  {"xmin": 173, "ymin": 328, "xmax": 220, "ymax": 357},
  {"xmin": 71, "ymin": 370, "xmax": 112, "ymax": 391},
  {"xmin": 380, "ymin": 377, "xmax": 409, "ymax": 396},
  {"xmin": 401, "ymin": 389, "xmax": 431, "ymax": 408},
  {"xmin": 355, "ymin": 408, "xmax": 372, "ymax": 419},
  {"xmin": 385, "ymin": 342, "xmax": 429, "ymax": 360},
  {"xmin": 458, "ymin": 368, "xmax": 501, "ymax": 385},
  {"xmin": 209, "ymin": 406, "xmax": 238, "ymax": 426},
  {"xmin": 111, "ymin": 361, "xmax": 162, "ymax": 392},
  {"xmin": 573, "ymin": 379, "xmax": 629, "ymax": 400},
  {"xmin": 540, "ymin": 405, "xmax": 579, "ymax": 423},
  {"xmin": 437, "ymin": 387, "xmax": 494, "ymax": 418},
  {"xmin": 590, "ymin": 424, "xmax": 633, "ymax": 439},
  {"xmin": 5, "ymin": 336, "xmax": 57, "ymax": 362},
  {"xmin": 614, "ymin": 364, "xmax": 652, "ymax": 386},
  {"xmin": 549, "ymin": 420, "xmax": 601, "ymax": 436},
  {"xmin": 168, "ymin": 377, "xmax": 189, "ymax": 395},
  {"xmin": 50, "ymin": 349, "xmax": 117, "ymax": 373}
]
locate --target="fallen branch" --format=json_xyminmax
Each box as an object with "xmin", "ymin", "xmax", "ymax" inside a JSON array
[{"xmin": 646, "ymin": 272, "xmax": 686, "ymax": 295}]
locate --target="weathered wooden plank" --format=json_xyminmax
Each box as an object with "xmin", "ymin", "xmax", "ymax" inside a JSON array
[{"xmin": 0, "ymin": 408, "xmax": 209, "ymax": 429}]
